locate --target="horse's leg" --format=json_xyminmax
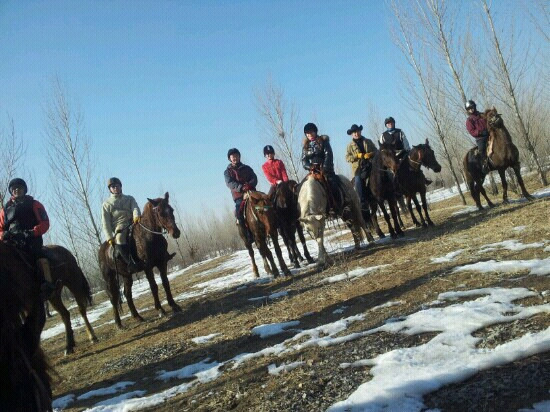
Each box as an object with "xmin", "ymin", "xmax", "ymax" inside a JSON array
[
  {"xmin": 280, "ymin": 225, "xmax": 299, "ymax": 268},
  {"xmin": 143, "ymin": 267, "xmax": 166, "ymax": 317},
  {"xmin": 419, "ymin": 190, "xmax": 434, "ymax": 226},
  {"xmin": 497, "ymin": 168, "xmax": 509, "ymax": 204},
  {"xmin": 396, "ymin": 195, "xmax": 406, "ymax": 229},
  {"xmin": 271, "ymin": 229, "xmax": 292, "ymax": 276},
  {"xmin": 123, "ymin": 276, "xmax": 144, "ymax": 322},
  {"xmin": 296, "ymin": 223, "xmax": 315, "ymax": 264},
  {"xmin": 370, "ymin": 203, "xmax": 385, "ymax": 238},
  {"xmin": 342, "ymin": 206, "xmax": 362, "ymax": 249},
  {"xmin": 406, "ymin": 195, "xmax": 421, "ymax": 227},
  {"xmin": 48, "ymin": 293, "xmax": 75, "ymax": 355},
  {"xmin": 106, "ymin": 269, "xmax": 123, "ymax": 328},
  {"xmin": 379, "ymin": 201, "xmax": 397, "ymax": 238},
  {"xmin": 389, "ymin": 199, "xmax": 405, "ymax": 236},
  {"xmin": 512, "ymin": 163, "xmax": 534, "ymax": 200},
  {"xmin": 411, "ymin": 194, "xmax": 427, "ymax": 227},
  {"xmin": 478, "ymin": 182, "xmax": 495, "ymax": 208},
  {"xmin": 259, "ymin": 237, "xmax": 279, "ymax": 277},
  {"xmin": 77, "ymin": 301, "xmax": 98, "ymax": 344},
  {"xmin": 157, "ymin": 260, "xmax": 182, "ymax": 313}
]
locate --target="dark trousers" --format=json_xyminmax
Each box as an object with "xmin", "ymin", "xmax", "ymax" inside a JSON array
[
  {"xmin": 476, "ymin": 136, "xmax": 488, "ymax": 156},
  {"xmin": 234, "ymin": 198, "xmax": 245, "ymax": 227},
  {"xmin": 353, "ymin": 175, "xmax": 367, "ymax": 208}
]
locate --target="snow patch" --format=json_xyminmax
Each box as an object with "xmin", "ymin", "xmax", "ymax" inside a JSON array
[
  {"xmin": 453, "ymin": 258, "xmax": 550, "ymax": 276},
  {"xmin": 191, "ymin": 333, "xmax": 221, "ymax": 344},
  {"xmin": 267, "ymin": 361, "xmax": 305, "ymax": 375},
  {"xmin": 431, "ymin": 249, "xmax": 465, "ymax": 263},
  {"xmin": 251, "ymin": 321, "xmax": 301, "ymax": 338}
]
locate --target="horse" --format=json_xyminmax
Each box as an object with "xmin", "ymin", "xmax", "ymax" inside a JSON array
[
  {"xmin": 394, "ymin": 139, "xmax": 442, "ymax": 227},
  {"xmin": 463, "ymin": 107, "xmax": 534, "ymax": 210},
  {"xmin": 298, "ymin": 171, "xmax": 374, "ymax": 266},
  {"xmin": 44, "ymin": 245, "xmax": 97, "ymax": 355},
  {"xmin": 366, "ymin": 145, "xmax": 404, "ymax": 238},
  {"xmin": 98, "ymin": 192, "xmax": 181, "ymax": 329},
  {"xmin": 272, "ymin": 181, "xmax": 314, "ymax": 269},
  {"xmin": 0, "ymin": 242, "xmax": 52, "ymax": 411},
  {"xmin": 239, "ymin": 190, "xmax": 291, "ymax": 278}
]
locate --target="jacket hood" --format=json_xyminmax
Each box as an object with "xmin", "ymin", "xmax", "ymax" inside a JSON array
[{"xmin": 302, "ymin": 134, "xmax": 329, "ymax": 148}]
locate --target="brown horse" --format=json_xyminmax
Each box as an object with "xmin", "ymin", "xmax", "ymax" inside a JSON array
[
  {"xmin": 0, "ymin": 242, "xmax": 52, "ymax": 411},
  {"xmin": 394, "ymin": 139, "xmax": 442, "ymax": 227},
  {"xmin": 366, "ymin": 145, "xmax": 403, "ymax": 238},
  {"xmin": 239, "ymin": 190, "xmax": 291, "ymax": 278},
  {"xmin": 463, "ymin": 108, "xmax": 534, "ymax": 210},
  {"xmin": 44, "ymin": 245, "xmax": 97, "ymax": 355},
  {"xmin": 98, "ymin": 192, "xmax": 181, "ymax": 328},
  {"xmin": 272, "ymin": 181, "xmax": 314, "ymax": 269}
]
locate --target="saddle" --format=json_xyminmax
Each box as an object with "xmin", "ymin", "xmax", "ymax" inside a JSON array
[
  {"xmin": 108, "ymin": 225, "xmax": 140, "ymax": 265},
  {"xmin": 308, "ymin": 169, "xmax": 345, "ymax": 216}
]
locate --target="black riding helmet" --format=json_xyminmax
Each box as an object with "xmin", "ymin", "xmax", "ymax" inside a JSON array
[
  {"xmin": 227, "ymin": 148, "xmax": 241, "ymax": 160},
  {"xmin": 465, "ymin": 100, "xmax": 476, "ymax": 111},
  {"xmin": 384, "ymin": 116, "xmax": 395, "ymax": 126},
  {"xmin": 303, "ymin": 122, "xmax": 318, "ymax": 134},
  {"xmin": 263, "ymin": 145, "xmax": 275, "ymax": 156},
  {"xmin": 8, "ymin": 178, "xmax": 27, "ymax": 194},
  {"xmin": 107, "ymin": 177, "xmax": 122, "ymax": 188}
]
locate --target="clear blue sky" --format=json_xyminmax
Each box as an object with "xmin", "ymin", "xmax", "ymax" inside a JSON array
[{"xmin": 0, "ymin": 1, "xmax": 443, "ymax": 216}]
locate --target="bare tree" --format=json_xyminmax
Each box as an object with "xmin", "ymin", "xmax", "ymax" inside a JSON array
[
  {"xmin": 390, "ymin": 0, "xmax": 467, "ymax": 204},
  {"xmin": 481, "ymin": 0, "xmax": 548, "ymax": 185},
  {"xmin": 44, "ymin": 78, "xmax": 103, "ymax": 247},
  {"xmin": 255, "ymin": 77, "xmax": 302, "ymax": 181},
  {"xmin": 0, "ymin": 116, "xmax": 26, "ymax": 206}
]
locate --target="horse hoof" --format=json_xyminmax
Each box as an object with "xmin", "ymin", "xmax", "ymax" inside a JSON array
[
  {"xmin": 422, "ymin": 223, "xmax": 428, "ymax": 228},
  {"xmin": 378, "ymin": 232, "xmax": 386, "ymax": 239},
  {"xmin": 415, "ymin": 222, "xmax": 422, "ymax": 228},
  {"xmin": 171, "ymin": 304, "xmax": 182, "ymax": 313},
  {"xmin": 307, "ymin": 258, "xmax": 315, "ymax": 264},
  {"xmin": 488, "ymin": 203, "xmax": 496, "ymax": 208},
  {"xmin": 64, "ymin": 348, "xmax": 75, "ymax": 356},
  {"xmin": 293, "ymin": 263, "xmax": 300, "ymax": 269},
  {"xmin": 91, "ymin": 336, "xmax": 99, "ymax": 343}
]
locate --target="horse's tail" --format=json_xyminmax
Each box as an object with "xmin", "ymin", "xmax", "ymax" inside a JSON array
[{"xmin": 462, "ymin": 152, "xmax": 475, "ymax": 192}]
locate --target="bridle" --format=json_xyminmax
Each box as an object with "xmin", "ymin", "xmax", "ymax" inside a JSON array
[{"xmin": 138, "ymin": 204, "xmax": 169, "ymax": 236}]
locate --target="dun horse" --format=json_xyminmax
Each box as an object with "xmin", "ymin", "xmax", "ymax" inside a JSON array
[
  {"xmin": 239, "ymin": 190, "xmax": 291, "ymax": 278},
  {"xmin": 463, "ymin": 108, "xmax": 533, "ymax": 209},
  {"xmin": 272, "ymin": 181, "xmax": 314, "ymax": 269},
  {"xmin": 298, "ymin": 172, "xmax": 374, "ymax": 266},
  {"xmin": 394, "ymin": 139, "xmax": 442, "ymax": 227},
  {"xmin": 45, "ymin": 245, "xmax": 97, "ymax": 355},
  {"xmin": 367, "ymin": 145, "xmax": 403, "ymax": 238},
  {"xmin": 0, "ymin": 242, "xmax": 52, "ymax": 411},
  {"xmin": 98, "ymin": 192, "xmax": 181, "ymax": 328}
]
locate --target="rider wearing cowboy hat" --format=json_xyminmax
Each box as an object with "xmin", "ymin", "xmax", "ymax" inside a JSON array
[
  {"xmin": 0, "ymin": 178, "xmax": 58, "ymax": 300},
  {"xmin": 345, "ymin": 124, "xmax": 377, "ymax": 220},
  {"xmin": 101, "ymin": 177, "xmax": 141, "ymax": 271}
]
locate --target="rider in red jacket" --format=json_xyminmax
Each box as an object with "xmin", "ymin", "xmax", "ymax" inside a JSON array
[{"xmin": 261, "ymin": 145, "xmax": 289, "ymax": 195}]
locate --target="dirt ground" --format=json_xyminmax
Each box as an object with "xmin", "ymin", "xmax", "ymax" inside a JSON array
[{"xmin": 45, "ymin": 175, "xmax": 550, "ymax": 411}]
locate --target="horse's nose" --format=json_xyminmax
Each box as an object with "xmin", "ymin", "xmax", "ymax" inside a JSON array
[{"xmin": 172, "ymin": 228, "xmax": 181, "ymax": 239}]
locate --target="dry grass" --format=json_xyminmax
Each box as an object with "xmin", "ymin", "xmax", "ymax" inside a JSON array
[{"xmin": 44, "ymin": 174, "xmax": 550, "ymax": 411}]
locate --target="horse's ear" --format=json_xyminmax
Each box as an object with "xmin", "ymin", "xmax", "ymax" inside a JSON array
[
  {"xmin": 164, "ymin": 192, "xmax": 169, "ymax": 201},
  {"xmin": 148, "ymin": 198, "xmax": 160, "ymax": 207},
  {"xmin": 425, "ymin": 138, "xmax": 429, "ymax": 145},
  {"xmin": 492, "ymin": 106, "xmax": 496, "ymax": 112}
]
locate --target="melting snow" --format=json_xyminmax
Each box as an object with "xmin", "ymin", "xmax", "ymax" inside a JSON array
[
  {"xmin": 267, "ymin": 361, "xmax": 305, "ymax": 375},
  {"xmin": 191, "ymin": 333, "xmax": 221, "ymax": 344},
  {"xmin": 430, "ymin": 249, "xmax": 465, "ymax": 263},
  {"xmin": 453, "ymin": 258, "xmax": 550, "ymax": 276},
  {"xmin": 478, "ymin": 239, "xmax": 545, "ymax": 253},
  {"xmin": 322, "ymin": 265, "xmax": 389, "ymax": 284},
  {"xmin": 251, "ymin": 321, "xmax": 301, "ymax": 338},
  {"xmin": 77, "ymin": 381, "xmax": 135, "ymax": 401}
]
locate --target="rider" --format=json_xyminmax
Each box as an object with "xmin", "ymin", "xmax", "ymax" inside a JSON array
[
  {"xmin": 380, "ymin": 117, "xmax": 432, "ymax": 185},
  {"xmin": 345, "ymin": 124, "xmax": 377, "ymax": 220},
  {"xmin": 0, "ymin": 178, "xmax": 57, "ymax": 300},
  {"xmin": 465, "ymin": 100, "xmax": 490, "ymax": 174},
  {"xmin": 379, "ymin": 116, "xmax": 410, "ymax": 159},
  {"xmin": 301, "ymin": 122, "xmax": 341, "ymax": 213},
  {"xmin": 224, "ymin": 148, "xmax": 257, "ymax": 243},
  {"xmin": 262, "ymin": 145, "xmax": 289, "ymax": 196},
  {"xmin": 101, "ymin": 177, "xmax": 141, "ymax": 272}
]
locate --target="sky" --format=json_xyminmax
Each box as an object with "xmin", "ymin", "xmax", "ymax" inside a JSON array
[{"xmin": 0, "ymin": 0, "xmax": 406, "ymax": 217}]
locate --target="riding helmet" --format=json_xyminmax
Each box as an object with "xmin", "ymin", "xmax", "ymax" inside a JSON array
[
  {"xmin": 8, "ymin": 178, "xmax": 27, "ymax": 194},
  {"xmin": 263, "ymin": 145, "xmax": 275, "ymax": 156},
  {"xmin": 384, "ymin": 117, "xmax": 395, "ymax": 126},
  {"xmin": 303, "ymin": 122, "xmax": 318, "ymax": 134},
  {"xmin": 465, "ymin": 100, "xmax": 476, "ymax": 111},
  {"xmin": 227, "ymin": 148, "xmax": 241, "ymax": 160},
  {"xmin": 107, "ymin": 177, "xmax": 122, "ymax": 188}
]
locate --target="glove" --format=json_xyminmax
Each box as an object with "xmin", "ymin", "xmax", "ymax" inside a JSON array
[
  {"xmin": 364, "ymin": 152, "xmax": 374, "ymax": 159},
  {"xmin": 133, "ymin": 216, "xmax": 141, "ymax": 224},
  {"xmin": 108, "ymin": 238, "xmax": 115, "ymax": 246},
  {"xmin": 356, "ymin": 153, "xmax": 363, "ymax": 159},
  {"xmin": 276, "ymin": 180, "xmax": 282, "ymax": 184},
  {"xmin": 242, "ymin": 184, "xmax": 252, "ymax": 192}
]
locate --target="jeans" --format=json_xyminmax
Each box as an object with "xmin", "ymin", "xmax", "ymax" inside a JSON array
[
  {"xmin": 234, "ymin": 198, "xmax": 245, "ymax": 227},
  {"xmin": 353, "ymin": 175, "xmax": 367, "ymax": 209}
]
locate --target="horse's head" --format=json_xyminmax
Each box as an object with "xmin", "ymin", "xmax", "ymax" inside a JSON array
[
  {"xmin": 415, "ymin": 139, "xmax": 442, "ymax": 173},
  {"xmin": 378, "ymin": 144, "xmax": 399, "ymax": 174},
  {"xmin": 246, "ymin": 191, "xmax": 273, "ymax": 215},
  {"xmin": 146, "ymin": 192, "xmax": 181, "ymax": 239},
  {"xmin": 484, "ymin": 107, "xmax": 503, "ymax": 129},
  {"xmin": 274, "ymin": 181, "xmax": 295, "ymax": 209}
]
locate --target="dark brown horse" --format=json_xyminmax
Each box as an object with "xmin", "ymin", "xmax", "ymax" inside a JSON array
[
  {"xmin": 44, "ymin": 245, "xmax": 97, "ymax": 355},
  {"xmin": 272, "ymin": 181, "xmax": 314, "ymax": 269},
  {"xmin": 98, "ymin": 192, "xmax": 181, "ymax": 328},
  {"xmin": 0, "ymin": 242, "xmax": 52, "ymax": 411},
  {"xmin": 240, "ymin": 190, "xmax": 291, "ymax": 278},
  {"xmin": 394, "ymin": 139, "xmax": 442, "ymax": 227},
  {"xmin": 463, "ymin": 108, "xmax": 533, "ymax": 210},
  {"xmin": 366, "ymin": 145, "xmax": 403, "ymax": 238}
]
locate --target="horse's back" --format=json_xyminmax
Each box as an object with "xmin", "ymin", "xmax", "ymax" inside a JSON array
[{"xmin": 298, "ymin": 176, "xmax": 326, "ymax": 217}]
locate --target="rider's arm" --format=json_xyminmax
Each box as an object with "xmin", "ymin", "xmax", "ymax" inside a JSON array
[
  {"xmin": 0, "ymin": 209, "xmax": 5, "ymax": 240},
  {"xmin": 224, "ymin": 168, "xmax": 243, "ymax": 192},
  {"xmin": 401, "ymin": 131, "xmax": 411, "ymax": 151},
  {"xmin": 301, "ymin": 148, "xmax": 312, "ymax": 170},
  {"xmin": 30, "ymin": 200, "xmax": 50, "ymax": 236},
  {"xmin": 262, "ymin": 163, "xmax": 277, "ymax": 185},
  {"xmin": 322, "ymin": 139, "xmax": 334, "ymax": 172},
  {"xmin": 102, "ymin": 202, "xmax": 115, "ymax": 240},
  {"xmin": 129, "ymin": 196, "xmax": 141, "ymax": 219},
  {"xmin": 279, "ymin": 161, "xmax": 289, "ymax": 182},
  {"xmin": 247, "ymin": 167, "xmax": 258, "ymax": 189},
  {"xmin": 345, "ymin": 142, "xmax": 358, "ymax": 164}
]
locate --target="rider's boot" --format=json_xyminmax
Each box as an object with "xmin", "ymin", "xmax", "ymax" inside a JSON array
[
  {"xmin": 37, "ymin": 258, "xmax": 61, "ymax": 301},
  {"xmin": 116, "ymin": 244, "xmax": 138, "ymax": 272}
]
